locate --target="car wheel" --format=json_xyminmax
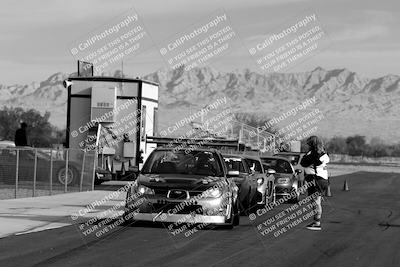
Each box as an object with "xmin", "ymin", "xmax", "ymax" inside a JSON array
[
  {"xmin": 290, "ymin": 188, "xmax": 300, "ymax": 203},
  {"xmin": 240, "ymin": 193, "xmax": 251, "ymax": 216},
  {"xmin": 122, "ymin": 210, "xmax": 134, "ymax": 226},
  {"xmin": 223, "ymin": 200, "xmax": 238, "ymax": 229},
  {"xmin": 94, "ymin": 179, "xmax": 103, "ymax": 185},
  {"xmin": 249, "ymin": 193, "xmax": 258, "ymax": 214},
  {"xmin": 57, "ymin": 167, "xmax": 77, "ymax": 186},
  {"xmin": 233, "ymin": 200, "xmax": 240, "ymax": 226},
  {"xmin": 267, "ymin": 184, "xmax": 276, "ymax": 206}
]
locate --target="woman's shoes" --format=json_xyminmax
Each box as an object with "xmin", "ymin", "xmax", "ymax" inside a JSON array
[{"xmin": 306, "ymin": 222, "xmax": 321, "ymax": 231}]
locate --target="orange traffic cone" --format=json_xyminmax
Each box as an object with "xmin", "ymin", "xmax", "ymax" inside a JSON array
[
  {"xmin": 343, "ymin": 180, "xmax": 349, "ymax": 191},
  {"xmin": 326, "ymin": 184, "xmax": 332, "ymax": 197}
]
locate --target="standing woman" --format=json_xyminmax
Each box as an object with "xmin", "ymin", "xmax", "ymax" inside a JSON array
[{"xmin": 300, "ymin": 135, "xmax": 330, "ymax": 230}]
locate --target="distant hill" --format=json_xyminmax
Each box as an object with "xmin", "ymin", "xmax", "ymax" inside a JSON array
[{"xmin": 1, "ymin": 67, "xmax": 399, "ymax": 142}]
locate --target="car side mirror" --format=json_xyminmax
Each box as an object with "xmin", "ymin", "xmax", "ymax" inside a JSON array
[
  {"xmin": 295, "ymin": 169, "xmax": 302, "ymax": 174},
  {"xmin": 267, "ymin": 169, "xmax": 276, "ymax": 175},
  {"xmin": 227, "ymin": 170, "xmax": 240, "ymax": 177}
]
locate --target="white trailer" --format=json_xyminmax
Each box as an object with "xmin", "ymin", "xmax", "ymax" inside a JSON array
[{"xmin": 65, "ymin": 76, "xmax": 159, "ymax": 180}]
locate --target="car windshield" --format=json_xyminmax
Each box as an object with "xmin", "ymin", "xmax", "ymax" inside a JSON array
[
  {"xmin": 275, "ymin": 154, "xmax": 300, "ymax": 165},
  {"xmin": 141, "ymin": 150, "xmax": 223, "ymax": 177},
  {"xmin": 244, "ymin": 158, "xmax": 263, "ymax": 173},
  {"xmin": 224, "ymin": 157, "xmax": 247, "ymax": 173},
  {"xmin": 261, "ymin": 158, "xmax": 293, "ymax": 174}
]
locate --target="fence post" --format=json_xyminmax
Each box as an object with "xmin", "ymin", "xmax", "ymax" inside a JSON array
[
  {"xmin": 65, "ymin": 149, "xmax": 69, "ymax": 193},
  {"xmin": 15, "ymin": 149, "xmax": 19, "ymax": 199},
  {"xmin": 33, "ymin": 148, "xmax": 37, "ymax": 197},
  {"xmin": 80, "ymin": 151, "xmax": 86, "ymax": 192},
  {"xmin": 49, "ymin": 149, "xmax": 53, "ymax": 196}
]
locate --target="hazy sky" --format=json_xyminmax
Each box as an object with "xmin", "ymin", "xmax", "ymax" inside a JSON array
[{"xmin": 0, "ymin": 0, "xmax": 399, "ymax": 84}]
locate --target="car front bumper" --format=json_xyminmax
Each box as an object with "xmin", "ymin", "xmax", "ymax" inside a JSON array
[
  {"xmin": 127, "ymin": 212, "xmax": 227, "ymax": 224},
  {"xmin": 125, "ymin": 195, "xmax": 232, "ymax": 225},
  {"xmin": 274, "ymin": 184, "xmax": 295, "ymax": 198}
]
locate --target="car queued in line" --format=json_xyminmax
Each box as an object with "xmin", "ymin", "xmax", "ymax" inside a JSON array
[{"xmin": 124, "ymin": 145, "xmax": 304, "ymax": 229}]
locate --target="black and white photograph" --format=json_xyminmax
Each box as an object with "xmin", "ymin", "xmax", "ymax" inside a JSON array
[{"xmin": 0, "ymin": 0, "xmax": 399, "ymax": 266}]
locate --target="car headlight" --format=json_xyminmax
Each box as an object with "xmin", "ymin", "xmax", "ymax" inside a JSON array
[
  {"xmin": 257, "ymin": 178, "xmax": 264, "ymax": 185},
  {"xmin": 277, "ymin": 178, "xmax": 290, "ymax": 184},
  {"xmin": 204, "ymin": 188, "xmax": 223, "ymax": 198},
  {"xmin": 137, "ymin": 184, "xmax": 155, "ymax": 195}
]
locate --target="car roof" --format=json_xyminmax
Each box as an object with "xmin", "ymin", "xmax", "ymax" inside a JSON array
[
  {"xmin": 274, "ymin": 152, "xmax": 304, "ymax": 156},
  {"xmin": 261, "ymin": 156, "xmax": 292, "ymax": 162},
  {"xmin": 154, "ymin": 147, "xmax": 219, "ymax": 153},
  {"xmin": 240, "ymin": 154, "xmax": 262, "ymax": 160},
  {"xmin": 221, "ymin": 154, "xmax": 245, "ymax": 159}
]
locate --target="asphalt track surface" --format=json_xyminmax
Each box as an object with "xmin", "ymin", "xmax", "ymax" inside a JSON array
[{"xmin": 0, "ymin": 171, "xmax": 399, "ymax": 267}]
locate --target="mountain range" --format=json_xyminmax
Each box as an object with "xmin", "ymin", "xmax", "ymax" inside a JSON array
[{"xmin": 1, "ymin": 67, "xmax": 399, "ymax": 143}]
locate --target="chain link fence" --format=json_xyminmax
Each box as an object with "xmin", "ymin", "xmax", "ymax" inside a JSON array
[{"xmin": 0, "ymin": 147, "xmax": 97, "ymax": 200}]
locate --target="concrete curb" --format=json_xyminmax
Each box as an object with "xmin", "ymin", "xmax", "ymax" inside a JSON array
[{"xmin": 0, "ymin": 190, "xmax": 126, "ymax": 238}]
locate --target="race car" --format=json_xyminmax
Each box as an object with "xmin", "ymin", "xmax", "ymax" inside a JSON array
[
  {"xmin": 222, "ymin": 154, "xmax": 259, "ymax": 214},
  {"xmin": 124, "ymin": 147, "xmax": 240, "ymax": 228},
  {"xmin": 273, "ymin": 151, "xmax": 305, "ymax": 187},
  {"xmin": 260, "ymin": 156, "xmax": 302, "ymax": 203},
  {"xmin": 242, "ymin": 155, "xmax": 276, "ymax": 207}
]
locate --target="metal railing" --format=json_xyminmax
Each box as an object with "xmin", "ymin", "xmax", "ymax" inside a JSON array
[{"xmin": 0, "ymin": 147, "xmax": 97, "ymax": 200}]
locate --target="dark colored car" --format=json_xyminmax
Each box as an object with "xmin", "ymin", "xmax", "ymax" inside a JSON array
[
  {"xmin": 260, "ymin": 156, "xmax": 302, "ymax": 202},
  {"xmin": 242, "ymin": 155, "xmax": 276, "ymax": 207},
  {"xmin": 0, "ymin": 148, "xmax": 82, "ymax": 185},
  {"xmin": 273, "ymin": 152, "xmax": 305, "ymax": 186},
  {"xmin": 124, "ymin": 148, "xmax": 240, "ymax": 228},
  {"xmin": 222, "ymin": 154, "xmax": 259, "ymax": 213},
  {"xmin": 94, "ymin": 167, "xmax": 113, "ymax": 185}
]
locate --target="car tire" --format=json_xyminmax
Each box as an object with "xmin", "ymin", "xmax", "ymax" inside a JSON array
[
  {"xmin": 267, "ymin": 184, "xmax": 276, "ymax": 206},
  {"xmin": 94, "ymin": 179, "xmax": 103, "ymax": 185},
  {"xmin": 240, "ymin": 193, "xmax": 251, "ymax": 216},
  {"xmin": 56, "ymin": 167, "xmax": 77, "ymax": 186},
  {"xmin": 249, "ymin": 193, "xmax": 258, "ymax": 214},
  {"xmin": 290, "ymin": 188, "xmax": 300, "ymax": 203},
  {"xmin": 233, "ymin": 200, "xmax": 240, "ymax": 226},
  {"xmin": 223, "ymin": 200, "xmax": 239, "ymax": 229},
  {"xmin": 121, "ymin": 210, "xmax": 134, "ymax": 226}
]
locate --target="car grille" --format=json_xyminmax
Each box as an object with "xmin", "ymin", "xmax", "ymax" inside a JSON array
[
  {"xmin": 276, "ymin": 187, "xmax": 291, "ymax": 194},
  {"xmin": 153, "ymin": 200, "xmax": 203, "ymax": 215},
  {"xmin": 168, "ymin": 190, "xmax": 189, "ymax": 200},
  {"xmin": 153, "ymin": 188, "xmax": 205, "ymax": 199},
  {"xmin": 154, "ymin": 188, "xmax": 169, "ymax": 196}
]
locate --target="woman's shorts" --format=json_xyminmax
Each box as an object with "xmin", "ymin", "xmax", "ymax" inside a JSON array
[{"xmin": 305, "ymin": 175, "xmax": 329, "ymax": 196}]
